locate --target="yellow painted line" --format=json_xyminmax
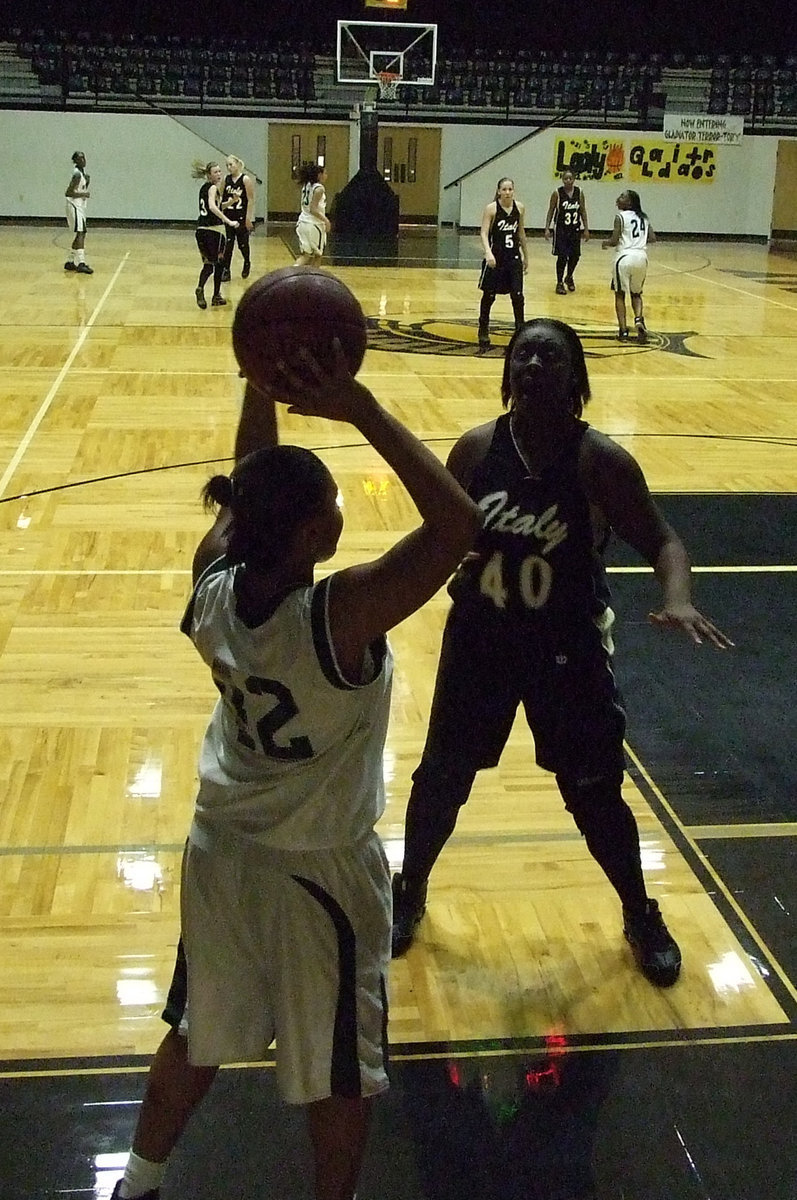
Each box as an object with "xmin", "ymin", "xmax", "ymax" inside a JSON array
[
  {"xmin": 2, "ymin": 1030, "xmax": 797, "ymax": 1079},
  {"xmin": 688, "ymin": 823, "xmax": 797, "ymax": 840},
  {"xmin": 393, "ymin": 1030, "xmax": 797, "ymax": 1060},
  {"xmin": 0, "ymin": 1060, "xmax": 272, "ymax": 1080},
  {"xmin": 625, "ymin": 741, "xmax": 797, "ymax": 1007},
  {"xmin": 605, "ymin": 565, "xmax": 797, "ymax": 574}
]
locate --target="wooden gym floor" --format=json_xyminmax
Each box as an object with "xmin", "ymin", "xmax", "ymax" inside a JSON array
[{"xmin": 0, "ymin": 222, "xmax": 795, "ymax": 1198}]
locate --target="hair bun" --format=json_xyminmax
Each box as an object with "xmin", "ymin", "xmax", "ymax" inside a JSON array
[{"xmin": 202, "ymin": 473, "xmax": 233, "ymax": 510}]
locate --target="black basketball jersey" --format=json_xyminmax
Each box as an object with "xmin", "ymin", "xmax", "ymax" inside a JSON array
[
  {"xmin": 222, "ymin": 174, "xmax": 248, "ymax": 222},
  {"xmin": 489, "ymin": 201, "xmax": 522, "ymax": 264},
  {"xmin": 197, "ymin": 181, "xmax": 222, "ymax": 228},
  {"xmin": 553, "ymin": 186, "xmax": 582, "ymax": 250},
  {"xmin": 449, "ymin": 415, "xmax": 610, "ymax": 634}
]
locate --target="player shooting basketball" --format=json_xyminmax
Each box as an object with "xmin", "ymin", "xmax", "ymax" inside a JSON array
[{"xmin": 111, "ymin": 313, "xmax": 480, "ymax": 1200}]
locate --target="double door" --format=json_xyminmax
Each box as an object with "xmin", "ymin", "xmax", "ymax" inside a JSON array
[{"xmin": 266, "ymin": 121, "xmax": 441, "ymax": 223}]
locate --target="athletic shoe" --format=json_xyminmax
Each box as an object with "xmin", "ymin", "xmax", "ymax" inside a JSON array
[
  {"xmin": 221, "ymin": 269, "xmax": 231, "ymax": 282},
  {"xmin": 110, "ymin": 1182, "xmax": 160, "ymax": 1200},
  {"xmin": 635, "ymin": 319, "xmax": 648, "ymax": 344},
  {"xmin": 64, "ymin": 260, "xmax": 77, "ymax": 271},
  {"xmin": 566, "ymin": 279, "xmax": 576, "ymax": 292},
  {"xmin": 211, "ymin": 295, "xmax": 228, "ymax": 306},
  {"xmin": 76, "ymin": 262, "xmax": 93, "ymax": 274},
  {"xmin": 391, "ymin": 872, "xmax": 427, "ymax": 958},
  {"xmin": 623, "ymin": 899, "xmax": 682, "ymax": 987},
  {"xmin": 241, "ymin": 263, "xmax": 251, "ymax": 279},
  {"xmin": 195, "ymin": 288, "xmax": 207, "ymax": 310},
  {"xmin": 617, "ymin": 329, "xmax": 629, "ymax": 342},
  {"xmin": 555, "ymin": 282, "xmax": 567, "ymax": 295}
]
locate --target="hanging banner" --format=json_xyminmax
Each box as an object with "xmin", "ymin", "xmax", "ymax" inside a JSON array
[
  {"xmin": 629, "ymin": 140, "xmax": 717, "ymax": 182},
  {"xmin": 553, "ymin": 136, "xmax": 720, "ymax": 183},
  {"xmin": 553, "ymin": 136, "xmax": 626, "ymax": 182},
  {"xmin": 663, "ymin": 113, "xmax": 744, "ymax": 145}
]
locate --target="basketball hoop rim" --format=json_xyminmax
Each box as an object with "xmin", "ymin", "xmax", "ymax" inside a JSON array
[{"xmin": 375, "ymin": 70, "xmax": 402, "ymax": 100}]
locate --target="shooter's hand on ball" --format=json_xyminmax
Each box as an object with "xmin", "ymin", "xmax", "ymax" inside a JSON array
[{"xmin": 275, "ymin": 340, "xmax": 375, "ymax": 423}]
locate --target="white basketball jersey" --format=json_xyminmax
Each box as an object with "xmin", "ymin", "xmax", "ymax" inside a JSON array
[
  {"xmin": 183, "ymin": 559, "xmax": 393, "ymax": 850},
  {"xmin": 299, "ymin": 181, "xmax": 326, "ymax": 227},
  {"xmin": 67, "ymin": 168, "xmax": 88, "ymax": 211},
  {"xmin": 616, "ymin": 208, "xmax": 649, "ymax": 250}
]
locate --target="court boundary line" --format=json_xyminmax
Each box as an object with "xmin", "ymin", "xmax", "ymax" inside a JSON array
[
  {"xmin": 2, "ymin": 812, "xmax": 796, "ymax": 858},
  {"xmin": 625, "ymin": 742, "xmax": 797, "ymax": 1009},
  {"xmin": 0, "ymin": 565, "xmax": 794, "ymax": 578},
  {"xmin": 689, "ymin": 823, "xmax": 797, "ymax": 839},
  {"xmin": 0, "ymin": 253, "xmax": 130, "ymax": 501},
  {"xmin": 7, "ymin": 368, "xmax": 797, "ymax": 382},
  {"xmin": 1, "ymin": 1027, "xmax": 796, "ymax": 1079},
  {"xmin": 3, "ymin": 811, "xmax": 796, "ymax": 858},
  {"xmin": 0, "ymin": 445, "xmax": 795, "ymax": 507},
  {"xmin": 657, "ymin": 257, "xmax": 797, "ymax": 313}
]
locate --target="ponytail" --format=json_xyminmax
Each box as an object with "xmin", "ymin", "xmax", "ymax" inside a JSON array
[
  {"xmin": 202, "ymin": 473, "xmax": 233, "ymax": 512},
  {"xmin": 202, "ymin": 446, "xmax": 334, "ymax": 570},
  {"xmin": 624, "ymin": 189, "xmax": 648, "ymax": 227}
]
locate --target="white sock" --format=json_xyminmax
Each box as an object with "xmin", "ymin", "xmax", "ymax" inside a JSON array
[
  {"xmin": 117, "ymin": 1151, "xmax": 166, "ymax": 1197},
  {"xmin": 75, "ymin": 249, "xmax": 86, "ymax": 265}
]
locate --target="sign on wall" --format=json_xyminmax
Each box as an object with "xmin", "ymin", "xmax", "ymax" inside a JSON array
[
  {"xmin": 663, "ymin": 113, "xmax": 744, "ymax": 145},
  {"xmin": 629, "ymin": 140, "xmax": 716, "ymax": 182},
  {"xmin": 553, "ymin": 136, "xmax": 718, "ymax": 183},
  {"xmin": 554, "ymin": 137, "xmax": 626, "ymax": 181}
]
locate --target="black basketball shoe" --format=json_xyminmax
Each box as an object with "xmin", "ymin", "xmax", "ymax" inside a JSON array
[{"xmin": 623, "ymin": 899, "xmax": 681, "ymax": 987}]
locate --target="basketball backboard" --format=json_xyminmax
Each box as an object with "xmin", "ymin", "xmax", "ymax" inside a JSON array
[{"xmin": 336, "ymin": 20, "xmax": 437, "ymax": 87}]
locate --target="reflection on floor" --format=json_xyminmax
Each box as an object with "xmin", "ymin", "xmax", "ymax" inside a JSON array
[{"xmin": 4, "ymin": 1037, "xmax": 797, "ymax": 1199}]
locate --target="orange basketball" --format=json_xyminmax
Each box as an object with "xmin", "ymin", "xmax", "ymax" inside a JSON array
[{"xmin": 232, "ymin": 266, "xmax": 368, "ymax": 393}]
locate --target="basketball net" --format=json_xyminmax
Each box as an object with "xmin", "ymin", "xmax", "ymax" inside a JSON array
[{"xmin": 377, "ymin": 71, "xmax": 400, "ymax": 101}]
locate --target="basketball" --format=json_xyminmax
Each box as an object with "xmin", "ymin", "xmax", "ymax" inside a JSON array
[{"xmin": 232, "ymin": 266, "xmax": 368, "ymax": 393}]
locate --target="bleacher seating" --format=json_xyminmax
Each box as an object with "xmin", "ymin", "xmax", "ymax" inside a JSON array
[{"xmin": 3, "ymin": 32, "xmax": 797, "ymax": 130}]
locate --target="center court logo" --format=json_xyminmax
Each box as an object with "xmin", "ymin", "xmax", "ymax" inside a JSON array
[{"xmin": 364, "ymin": 317, "xmax": 705, "ymax": 358}]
